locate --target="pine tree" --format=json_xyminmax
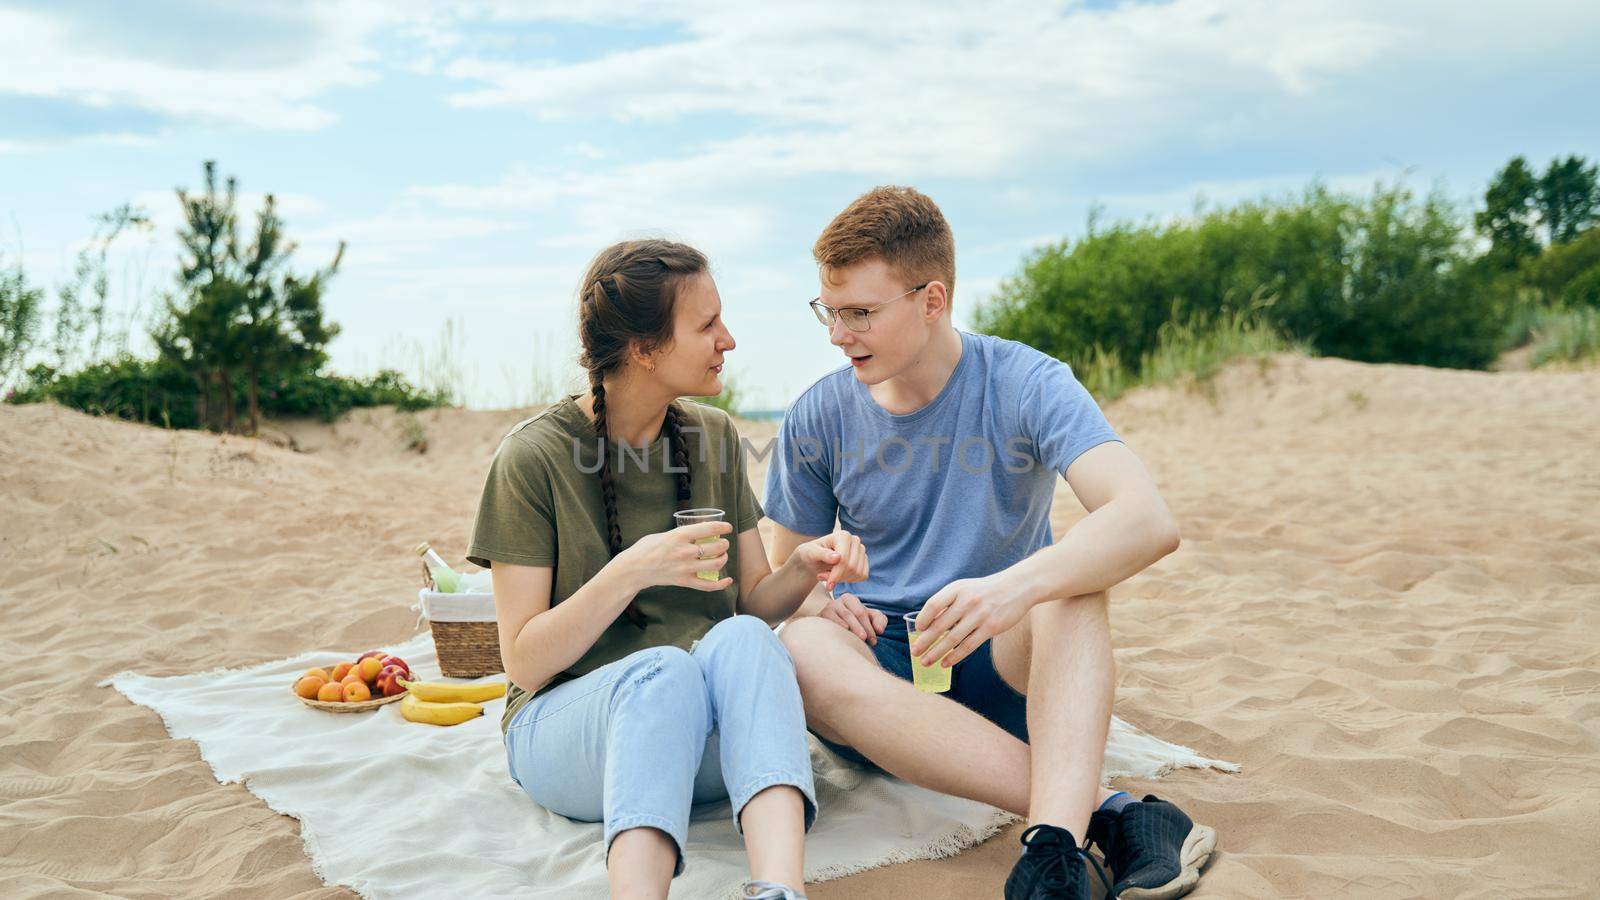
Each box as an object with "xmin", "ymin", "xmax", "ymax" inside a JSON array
[
  {"xmin": 1537, "ymin": 155, "xmax": 1599, "ymax": 246},
  {"xmin": 1476, "ymin": 157, "xmax": 1541, "ymax": 269},
  {"xmin": 152, "ymin": 161, "xmax": 342, "ymax": 434}
]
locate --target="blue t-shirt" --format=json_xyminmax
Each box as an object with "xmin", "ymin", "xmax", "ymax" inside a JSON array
[{"xmin": 763, "ymin": 330, "xmax": 1121, "ymax": 616}]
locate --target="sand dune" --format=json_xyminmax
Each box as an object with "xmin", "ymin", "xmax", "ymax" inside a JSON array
[{"xmin": 2, "ymin": 354, "xmax": 1597, "ymax": 898}]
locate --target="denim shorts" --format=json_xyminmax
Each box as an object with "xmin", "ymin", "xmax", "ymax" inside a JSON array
[{"xmin": 815, "ymin": 613, "xmax": 1030, "ymax": 766}]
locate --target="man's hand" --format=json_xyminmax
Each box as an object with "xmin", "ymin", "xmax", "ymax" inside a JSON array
[
  {"xmin": 816, "ymin": 590, "xmax": 888, "ymax": 646},
  {"xmin": 910, "ymin": 574, "xmax": 1031, "ymax": 668}
]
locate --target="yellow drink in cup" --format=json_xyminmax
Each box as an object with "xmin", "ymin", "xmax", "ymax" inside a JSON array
[
  {"xmin": 673, "ymin": 508, "xmax": 726, "ymax": 581},
  {"xmin": 904, "ymin": 611, "xmax": 952, "ymax": 693}
]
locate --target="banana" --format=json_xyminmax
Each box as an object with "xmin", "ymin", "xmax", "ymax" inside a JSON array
[
  {"xmin": 397, "ymin": 676, "xmax": 507, "ymax": 704},
  {"xmin": 399, "ymin": 693, "xmax": 484, "ymax": 726}
]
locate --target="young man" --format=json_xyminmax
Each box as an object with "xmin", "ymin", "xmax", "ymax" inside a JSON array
[{"xmin": 765, "ymin": 187, "xmax": 1216, "ymax": 899}]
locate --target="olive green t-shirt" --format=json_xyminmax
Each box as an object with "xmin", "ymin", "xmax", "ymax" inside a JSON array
[{"xmin": 466, "ymin": 395, "xmax": 763, "ymax": 734}]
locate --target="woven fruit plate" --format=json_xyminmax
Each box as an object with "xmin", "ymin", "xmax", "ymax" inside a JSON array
[{"xmin": 291, "ymin": 682, "xmax": 407, "ymax": 713}]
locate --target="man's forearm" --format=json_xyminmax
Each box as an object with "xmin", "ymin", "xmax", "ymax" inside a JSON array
[{"xmin": 1004, "ymin": 495, "xmax": 1180, "ymax": 607}]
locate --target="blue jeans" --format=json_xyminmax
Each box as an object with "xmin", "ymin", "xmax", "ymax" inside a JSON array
[{"xmin": 503, "ymin": 615, "xmax": 818, "ymax": 876}]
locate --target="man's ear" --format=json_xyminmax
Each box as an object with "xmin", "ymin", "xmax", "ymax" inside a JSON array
[{"xmin": 922, "ymin": 280, "xmax": 951, "ymax": 321}]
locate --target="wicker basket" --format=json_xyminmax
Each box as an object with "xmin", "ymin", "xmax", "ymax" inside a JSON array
[{"xmin": 417, "ymin": 561, "xmax": 503, "ymax": 678}]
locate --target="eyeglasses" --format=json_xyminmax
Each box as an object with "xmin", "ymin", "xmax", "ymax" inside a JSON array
[{"xmin": 809, "ymin": 282, "xmax": 929, "ymax": 332}]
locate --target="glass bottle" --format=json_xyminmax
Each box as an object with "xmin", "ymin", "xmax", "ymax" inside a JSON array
[{"xmin": 415, "ymin": 541, "xmax": 462, "ymax": 593}]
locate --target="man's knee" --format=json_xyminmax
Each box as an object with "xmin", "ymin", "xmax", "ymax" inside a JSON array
[
  {"xmin": 779, "ymin": 618, "xmax": 876, "ymax": 703},
  {"xmin": 779, "ymin": 616, "xmax": 842, "ymax": 657},
  {"xmin": 993, "ymin": 590, "xmax": 1112, "ymax": 693}
]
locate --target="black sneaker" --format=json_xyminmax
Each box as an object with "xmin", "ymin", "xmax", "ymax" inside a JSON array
[
  {"xmin": 1004, "ymin": 823, "xmax": 1115, "ymax": 899},
  {"xmin": 1085, "ymin": 795, "xmax": 1217, "ymax": 899}
]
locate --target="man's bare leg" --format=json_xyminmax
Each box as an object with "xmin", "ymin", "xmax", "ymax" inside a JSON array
[
  {"xmin": 780, "ymin": 616, "xmax": 1114, "ymax": 819},
  {"xmin": 991, "ymin": 591, "xmax": 1114, "ymax": 838}
]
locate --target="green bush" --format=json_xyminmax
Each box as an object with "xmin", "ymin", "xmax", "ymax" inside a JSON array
[
  {"xmin": 9, "ymin": 357, "xmax": 201, "ymax": 427},
  {"xmin": 1559, "ymin": 263, "xmax": 1600, "ymax": 309},
  {"xmin": 7, "ymin": 355, "xmax": 450, "ymax": 427},
  {"xmin": 255, "ymin": 366, "xmax": 451, "ymax": 420},
  {"xmin": 1527, "ymin": 229, "xmax": 1600, "ymax": 307},
  {"xmin": 975, "ymin": 182, "xmax": 1508, "ymax": 382}
]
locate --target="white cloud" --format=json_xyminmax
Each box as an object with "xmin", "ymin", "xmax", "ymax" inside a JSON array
[
  {"xmin": 1093, "ymin": 168, "xmax": 1402, "ymax": 218},
  {"xmin": 297, "ymin": 213, "xmax": 521, "ymax": 267},
  {"xmin": 433, "ymin": 0, "xmax": 1410, "ymax": 178},
  {"xmin": 407, "ymin": 158, "xmax": 778, "ymax": 254},
  {"xmin": 395, "ymin": 0, "xmax": 1599, "ymax": 257},
  {"xmin": 0, "ymin": 3, "xmax": 398, "ymax": 131},
  {"xmin": 415, "ymin": 0, "xmax": 1599, "ymax": 190}
]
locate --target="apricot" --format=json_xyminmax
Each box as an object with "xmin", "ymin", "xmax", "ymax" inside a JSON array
[
  {"xmin": 304, "ymin": 667, "xmax": 331, "ymax": 682},
  {"xmin": 356, "ymin": 657, "xmax": 383, "ymax": 683},
  {"xmin": 316, "ymin": 682, "xmax": 344, "ymax": 702},
  {"xmin": 330, "ymin": 662, "xmax": 354, "ymax": 683},
  {"xmin": 342, "ymin": 680, "xmax": 372, "ymax": 702},
  {"xmin": 341, "ymin": 672, "xmax": 363, "ymax": 686},
  {"xmin": 294, "ymin": 675, "xmax": 326, "ymax": 700}
]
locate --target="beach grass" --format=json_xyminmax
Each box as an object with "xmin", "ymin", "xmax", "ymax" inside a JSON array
[
  {"xmin": 1527, "ymin": 307, "xmax": 1600, "ymax": 368},
  {"xmin": 1077, "ymin": 309, "xmax": 1307, "ymax": 402}
]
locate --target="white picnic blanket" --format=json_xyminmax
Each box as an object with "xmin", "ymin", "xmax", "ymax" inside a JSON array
[{"xmin": 104, "ymin": 632, "xmax": 1237, "ymax": 899}]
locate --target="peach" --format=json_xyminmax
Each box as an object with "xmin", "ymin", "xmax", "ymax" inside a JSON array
[
  {"xmin": 375, "ymin": 665, "xmax": 407, "ymax": 697},
  {"xmin": 330, "ymin": 662, "xmax": 354, "ymax": 683},
  {"xmin": 316, "ymin": 682, "xmax": 344, "ymax": 702},
  {"xmin": 356, "ymin": 649, "xmax": 386, "ymax": 663},
  {"xmin": 304, "ymin": 667, "xmax": 331, "ymax": 682},
  {"xmin": 294, "ymin": 675, "xmax": 326, "ymax": 699},
  {"xmin": 356, "ymin": 657, "xmax": 383, "ymax": 683},
  {"xmin": 342, "ymin": 680, "xmax": 371, "ymax": 702},
  {"xmin": 378, "ymin": 655, "xmax": 410, "ymax": 677}
]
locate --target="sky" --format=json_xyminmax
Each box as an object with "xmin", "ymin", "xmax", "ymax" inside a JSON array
[{"xmin": 3, "ymin": 0, "xmax": 1598, "ymax": 410}]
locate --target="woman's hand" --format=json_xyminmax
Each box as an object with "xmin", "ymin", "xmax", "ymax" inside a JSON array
[
  {"xmin": 616, "ymin": 520, "xmax": 735, "ymax": 593},
  {"xmin": 792, "ymin": 529, "xmax": 883, "ymax": 644},
  {"xmin": 792, "ymin": 528, "xmax": 869, "ymax": 592}
]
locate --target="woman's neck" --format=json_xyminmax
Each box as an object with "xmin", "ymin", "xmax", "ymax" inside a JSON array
[{"xmin": 578, "ymin": 372, "xmax": 671, "ymax": 448}]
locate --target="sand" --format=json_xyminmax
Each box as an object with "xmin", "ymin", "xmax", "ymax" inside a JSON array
[{"xmin": 2, "ymin": 353, "xmax": 1597, "ymax": 898}]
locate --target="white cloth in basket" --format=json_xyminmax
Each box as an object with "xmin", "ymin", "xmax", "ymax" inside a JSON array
[{"xmin": 414, "ymin": 588, "xmax": 496, "ymax": 623}]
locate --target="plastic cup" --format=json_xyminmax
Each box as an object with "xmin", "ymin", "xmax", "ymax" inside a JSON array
[
  {"xmin": 903, "ymin": 611, "xmax": 953, "ymax": 693},
  {"xmin": 673, "ymin": 507, "xmax": 726, "ymax": 581}
]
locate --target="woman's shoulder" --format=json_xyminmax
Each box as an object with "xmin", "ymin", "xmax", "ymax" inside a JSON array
[{"xmin": 494, "ymin": 398, "xmax": 587, "ymax": 464}]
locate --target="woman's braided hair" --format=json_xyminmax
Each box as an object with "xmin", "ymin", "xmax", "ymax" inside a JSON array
[{"xmin": 578, "ymin": 240, "xmax": 708, "ymax": 628}]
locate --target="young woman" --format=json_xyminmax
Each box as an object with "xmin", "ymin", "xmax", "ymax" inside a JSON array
[{"xmin": 467, "ymin": 239, "xmax": 866, "ymax": 900}]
